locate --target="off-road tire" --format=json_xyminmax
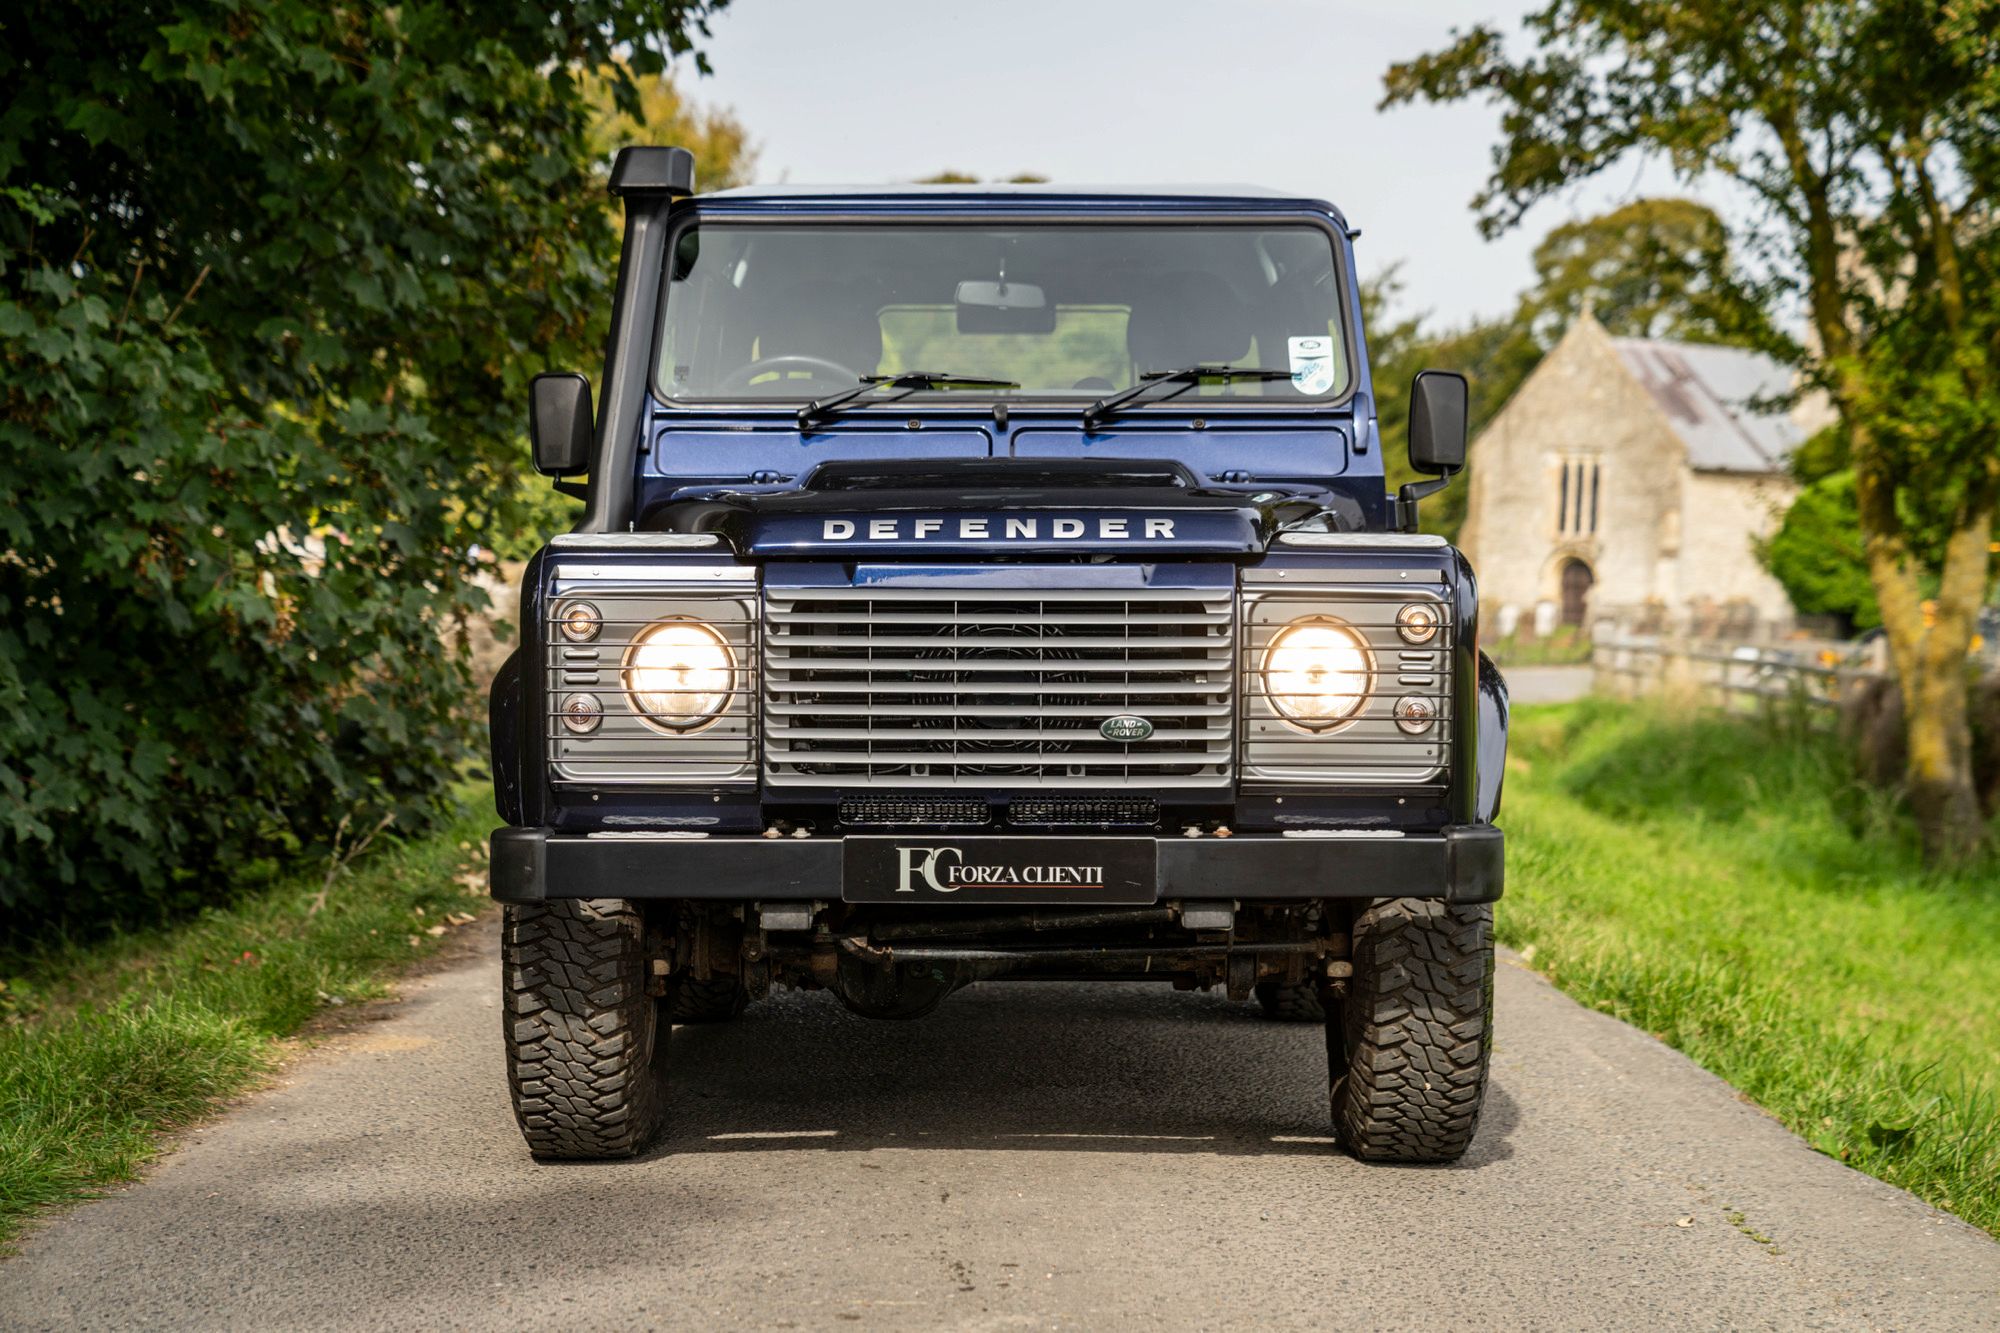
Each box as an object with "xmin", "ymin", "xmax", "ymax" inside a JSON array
[
  {"xmin": 1254, "ymin": 979, "xmax": 1325, "ymax": 1022},
  {"xmin": 1326, "ymin": 898, "xmax": 1493, "ymax": 1164},
  {"xmin": 670, "ymin": 974, "xmax": 748, "ymax": 1024},
  {"xmin": 503, "ymin": 898, "xmax": 666, "ymax": 1160}
]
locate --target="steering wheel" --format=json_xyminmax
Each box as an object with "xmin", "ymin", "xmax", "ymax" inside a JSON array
[{"xmin": 715, "ymin": 355, "xmax": 862, "ymax": 394}]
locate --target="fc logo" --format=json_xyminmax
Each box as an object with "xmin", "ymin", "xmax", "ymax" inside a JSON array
[{"xmin": 896, "ymin": 845, "xmax": 964, "ymax": 894}]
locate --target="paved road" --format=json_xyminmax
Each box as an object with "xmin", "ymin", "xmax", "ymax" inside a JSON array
[
  {"xmin": 1500, "ymin": 664, "xmax": 1594, "ymax": 705},
  {"xmin": 5, "ymin": 920, "xmax": 1997, "ymax": 1331}
]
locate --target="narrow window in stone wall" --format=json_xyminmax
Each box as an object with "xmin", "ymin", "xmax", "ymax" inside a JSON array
[{"xmin": 1557, "ymin": 458, "xmax": 1602, "ymax": 537}]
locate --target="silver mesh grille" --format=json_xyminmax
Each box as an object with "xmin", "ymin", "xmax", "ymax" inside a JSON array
[{"xmin": 762, "ymin": 574, "xmax": 1234, "ymax": 789}]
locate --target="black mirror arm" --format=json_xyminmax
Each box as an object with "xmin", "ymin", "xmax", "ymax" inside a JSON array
[
  {"xmin": 552, "ymin": 478, "xmax": 589, "ymax": 500},
  {"xmin": 1395, "ymin": 473, "xmax": 1456, "ymax": 534}
]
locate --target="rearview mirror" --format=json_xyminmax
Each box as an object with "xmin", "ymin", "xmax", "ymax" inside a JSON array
[
  {"xmin": 956, "ymin": 279, "xmax": 1056, "ymax": 334},
  {"xmin": 1408, "ymin": 369, "xmax": 1468, "ymax": 475},
  {"xmin": 531, "ymin": 372, "xmax": 593, "ymax": 476}
]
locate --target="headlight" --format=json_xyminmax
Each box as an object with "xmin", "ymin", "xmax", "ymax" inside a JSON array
[
  {"xmin": 1261, "ymin": 616, "xmax": 1372, "ymax": 730},
  {"xmin": 622, "ymin": 618, "xmax": 735, "ymax": 733}
]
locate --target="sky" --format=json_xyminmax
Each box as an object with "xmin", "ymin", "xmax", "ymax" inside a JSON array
[{"xmin": 675, "ymin": 0, "xmax": 1693, "ymax": 330}]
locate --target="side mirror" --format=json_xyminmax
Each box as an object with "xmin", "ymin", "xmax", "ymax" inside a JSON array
[
  {"xmin": 1408, "ymin": 369, "xmax": 1468, "ymax": 475},
  {"xmin": 1396, "ymin": 369, "xmax": 1469, "ymax": 533},
  {"xmin": 531, "ymin": 372, "xmax": 593, "ymax": 477}
]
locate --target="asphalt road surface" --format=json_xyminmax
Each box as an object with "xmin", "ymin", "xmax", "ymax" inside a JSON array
[{"xmin": 5, "ymin": 920, "xmax": 1997, "ymax": 1331}]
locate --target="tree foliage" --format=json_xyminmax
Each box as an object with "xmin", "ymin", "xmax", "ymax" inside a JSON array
[
  {"xmin": 0, "ymin": 1, "xmax": 723, "ymax": 932},
  {"xmin": 1517, "ymin": 199, "xmax": 1772, "ymax": 347},
  {"xmin": 1373, "ymin": 198, "xmax": 1758, "ymax": 539},
  {"xmin": 1759, "ymin": 468, "xmax": 1882, "ymax": 631},
  {"xmin": 586, "ymin": 65, "xmax": 759, "ymax": 193},
  {"xmin": 1386, "ymin": 0, "xmax": 2000, "ymax": 860}
]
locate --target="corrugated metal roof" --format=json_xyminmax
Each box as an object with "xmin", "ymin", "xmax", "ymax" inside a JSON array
[{"xmin": 1611, "ymin": 338, "xmax": 1805, "ymax": 474}]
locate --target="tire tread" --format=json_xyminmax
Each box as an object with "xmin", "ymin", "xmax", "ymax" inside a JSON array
[
  {"xmin": 502, "ymin": 899, "xmax": 663, "ymax": 1160},
  {"xmin": 1329, "ymin": 898, "xmax": 1493, "ymax": 1164}
]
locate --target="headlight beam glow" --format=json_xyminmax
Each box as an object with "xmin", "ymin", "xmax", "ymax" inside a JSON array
[
  {"xmin": 1260, "ymin": 616, "xmax": 1373, "ymax": 731},
  {"xmin": 622, "ymin": 618, "xmax": 736, "ymax": 733}
]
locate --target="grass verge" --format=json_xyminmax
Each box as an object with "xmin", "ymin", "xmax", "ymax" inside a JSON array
[
  {"xmin": 1502, "ymin": 698, "xmax": 2000, "ymax": 1238},
  {"xmin": 0, "ymin": 795, "xmax": 491, "ymax": 1249}
]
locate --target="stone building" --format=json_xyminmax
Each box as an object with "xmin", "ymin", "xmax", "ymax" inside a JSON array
[{"xmin": 1458, "ymin": 311, "xmax": 1821, "ymax": 639}]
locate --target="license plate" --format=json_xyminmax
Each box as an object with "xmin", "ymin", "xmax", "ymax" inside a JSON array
[{"xmin": 843, "ymin": 836, "xmax": 1157, "ymax": 904}]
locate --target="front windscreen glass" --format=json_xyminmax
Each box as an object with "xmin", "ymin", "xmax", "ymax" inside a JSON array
[{"xmin": 655, "ymin": 221, "xmax": 1351, "ymax": 404}]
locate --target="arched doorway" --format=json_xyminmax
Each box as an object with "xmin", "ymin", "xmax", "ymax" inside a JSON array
[{"xmin": 1559, "ymin": 558, "xmax": 1594, "ymax": 627}]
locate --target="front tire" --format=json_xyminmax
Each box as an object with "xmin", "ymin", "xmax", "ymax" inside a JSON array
[
  {"xmin": 1326, "ymin": 898, "xmax": 1493, "ymax": 1163},
  {"xmin": 503, "ymin": 898, "xmax": 666, "ymax": 1160}
]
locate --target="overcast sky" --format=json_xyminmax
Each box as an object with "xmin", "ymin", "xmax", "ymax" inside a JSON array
[{"xmin": 678, "ymin": 0, "xmax": 1691, "ymax": 330}]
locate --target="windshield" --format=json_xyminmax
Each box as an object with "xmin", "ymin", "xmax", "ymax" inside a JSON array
[{"xmin": 655, "ymin": 221, "xmax": 1352, "ymax": 405}]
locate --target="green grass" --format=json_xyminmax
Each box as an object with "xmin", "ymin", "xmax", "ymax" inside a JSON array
[
  {"xmin": 0, "ymin": 795, "xmax": 491, "ymax": 1248},
  {"xmin": 1486, "ymin": 626, "xmax": 1595, "ymax": 667},
  {"xmin": 1502, "ymin": 698, "xmax": 2000, "ymax": 1237}
]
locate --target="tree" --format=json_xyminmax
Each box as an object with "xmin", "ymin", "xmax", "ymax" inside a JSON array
[
  {"xmin": 1760, "ymin": 469, "xmax": 1883, "ymax": 632},
  {"xmin": 1370, "ymin": 272, "xmax": 1536, "ymax": 540},
  {"xmin": 1518, "ymin": 199, "xmax": 1771, "ymax": 348},
  {"xmin": 586, "ymin": 65, "xmax": 759, "ymax": 192},
  {"xmin": 0, "ymin": 2, "xmax": 725, "ymax": 932},
  {"xmin": 1386, "ymin": 2, "xmax": 2000, "ymax": 861}
]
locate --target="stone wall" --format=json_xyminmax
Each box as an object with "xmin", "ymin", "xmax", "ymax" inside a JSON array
[{"xmin": 1460, "ymin": 315, "xmax": 1682, "ymax": 634}]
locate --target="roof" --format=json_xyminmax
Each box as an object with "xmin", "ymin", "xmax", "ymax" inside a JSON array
[
  {"xmin": 701, "ymin": 182, "xmax": 1304, "ymax": 200},
  {"xmin": 1611, "ymin": 337, "xmax": 1805, "ymax": 474},
  {"xmin": 692, "ymin": 182, "xmax": 1347, "ymax": 225}
]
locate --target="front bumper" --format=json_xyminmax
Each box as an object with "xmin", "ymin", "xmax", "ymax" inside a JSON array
[{"xmin": 489, "ymin": 824, "xmax": 1502, "ymax": 906}]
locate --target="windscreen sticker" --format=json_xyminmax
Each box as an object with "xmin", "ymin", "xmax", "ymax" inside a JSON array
[{"xmin": 1288, "ymin": 336, "xmax": 1336, "ymax": 395}]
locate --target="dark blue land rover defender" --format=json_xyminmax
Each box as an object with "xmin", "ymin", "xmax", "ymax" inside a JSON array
[{"xmin": 490, "ymin": 147, "xmax": 1507, "ymax": 1163}]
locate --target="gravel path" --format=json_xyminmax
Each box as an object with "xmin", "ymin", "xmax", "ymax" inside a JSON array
[{"xmin": 4, "ymin": 918, "xmax": 1996, "ymax": 1330}]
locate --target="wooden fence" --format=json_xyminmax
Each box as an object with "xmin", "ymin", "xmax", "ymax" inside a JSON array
[{"xmin": 1591, "ymin": 635, "xmax": 1888, "ymax": 719}]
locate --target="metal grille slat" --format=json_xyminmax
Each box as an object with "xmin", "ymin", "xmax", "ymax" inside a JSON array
[{"xmin": 763, "ymin": 573, "xmax": 1235, "ymax": 789}]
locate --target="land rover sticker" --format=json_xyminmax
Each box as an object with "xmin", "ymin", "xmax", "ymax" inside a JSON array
[
  {"xmin": 1099, "ymin": 714, "xmax": 1154, "ymax": 742},
  {"xmin": 1288, "ymin": 335, "xmax": 1335, "ymax": 394}
]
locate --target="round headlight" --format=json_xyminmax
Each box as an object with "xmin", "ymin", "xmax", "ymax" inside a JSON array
[
  {"xmin": 622, "ymin": 618, "xmax": 735, "ymax": 733},
  {"xmin": 1261, "ymin": 617, "xmax": 1373, "ymax": 730},
  {"xmin": 557, "ymin": 600, "xmax": 602, "ymax": 643}
]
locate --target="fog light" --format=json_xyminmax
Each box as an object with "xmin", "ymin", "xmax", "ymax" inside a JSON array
[
  {"xmin": 1393, "ymin": 695, "xmax": 1438, "ymax": 735},
  {"xmin": 1396, "ymin": 602, "xmax": 1441, "ymax": 645},
  {"xmin": 559, "ymin": 693, "xmax": 603, "ymax": 733},
  {"xmin": 558, "ymin": 600, "xmax": 602, "ymax": 643}
]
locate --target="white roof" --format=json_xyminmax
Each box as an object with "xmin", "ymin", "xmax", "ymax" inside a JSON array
[{"xmin": 1611, "ymin": 338, "xmax": 1805, "ymax": 474}]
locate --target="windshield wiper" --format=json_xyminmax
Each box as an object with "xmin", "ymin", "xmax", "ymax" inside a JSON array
[
  {"xmin": 798, "ymin": 371, "xmax": 1021, "ymax": 430},
  {"xmin": 1082, "ymin": 365, "xmax": 1296, "ymax": 432}
]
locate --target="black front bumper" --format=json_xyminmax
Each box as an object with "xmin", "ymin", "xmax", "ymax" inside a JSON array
[{"xmin": 489, "ymin": 824, "xmax": 1503, "ymax": 906}]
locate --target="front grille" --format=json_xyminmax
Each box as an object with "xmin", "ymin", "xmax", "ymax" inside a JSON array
[
  {"xmin": 839, "ymin": 796, "xmax": 990, "ymax": 827},
  {"xmin": 763, "ymin": 571, "xmax": 1234, "ymax": 789},
  {"xmin": 1007, "ymin": 797, "xmax": 1160, "ymax": 827}
]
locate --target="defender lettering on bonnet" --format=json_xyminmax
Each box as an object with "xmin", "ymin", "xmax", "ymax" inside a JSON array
[{"xmin": 821, "ymin": 516, "xmax": 1177, "ymax": 542}]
